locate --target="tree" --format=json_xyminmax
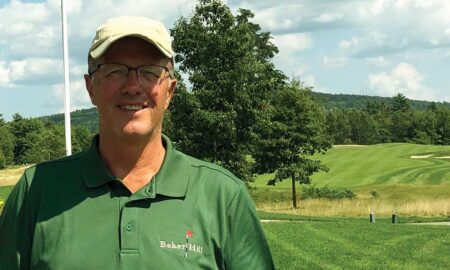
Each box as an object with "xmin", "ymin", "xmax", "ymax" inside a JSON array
[
  {"xmin": 325, "ymin": 109, "xmax": 352, "ymax": 144},
  {"xmin": 435, "ymin": 107, "xmax": 450, "ymax": 145},
  {"xmin": 0, "ymin": 126, "xmax": 15, "ymax": 166},
  {"xmin": 171, "ymin": 0, "xmax": 285, "ymax": 182},
  {"xmin": 366, "ymin": 101, "xmax": 392, "ymax": 143},
  {"xmin": 411, "ymin": 110, "xmax": 439, "ymax": 144},
  {"xmin": 0, "ymin": 149, "xmax": 6, "ymax": 169},
  {"xmin": 8, "ymin": 115, "xmax": 67, "ymax": 164},
  {"xmin": 347, "ymin": 110, "xmax": 379, "ymax": 144},
  {"xmin": 253, "ymin": 80, "xmax": 331, "ymax": 208},
  {"xmin": 0, "ymin": 114, "xmax": 5, "ymax": 127},
  {"xmin": 10, "ymin": 114, "xmax": 45, "ymax": 164},
  {"xmin": 72, "ymin": 125, "xmax": 92, "ymax": 153},
  {"xmin": 390, "ymin": 111, "xmax": 412, "ymax": 142},
  {"xmin": 391, "ymin": 93, "xmax": 411, "ymax": 112}
]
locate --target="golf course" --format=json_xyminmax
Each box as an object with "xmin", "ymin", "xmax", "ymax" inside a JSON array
[{"xmin": 1, "ymin": 143, "xmax": 449, "ymax": 269}]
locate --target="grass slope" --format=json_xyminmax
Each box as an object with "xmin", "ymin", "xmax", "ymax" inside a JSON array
[{"xmin": 254, "ymin": 143, "xmax": 450, "ymax": 189}]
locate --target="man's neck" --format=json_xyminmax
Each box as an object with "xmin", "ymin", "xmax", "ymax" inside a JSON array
[{"xmin": 98, "ymin": 131, "xmax": 166, "ymax": 193}]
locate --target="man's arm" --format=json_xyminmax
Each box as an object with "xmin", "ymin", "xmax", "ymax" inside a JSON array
[
  {"xmin": 224, "ymin": 184, "xmax": 275, "ymax": 270},
  {"xmin": 0, "ymin": 173, "xmax": 34, "ymax": 270}
]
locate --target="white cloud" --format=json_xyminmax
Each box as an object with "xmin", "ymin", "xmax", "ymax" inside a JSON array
[
  {"xmin": 368, "ymin": 63, "xmax": 436, "ymax": 101},
  {"xmin": 50, "ymin": 79, "xmax": 92, "ymax": 111},
  {"xmin": 323, "ymin": 55, "xmax": 347, "ymax": 68},
  {"xmin": 70, "ymin": 64, "xmax": 87, "ymax": 77},
  {"xmin": 273, "ymin": 33, "xmax": 312, "ymax": 52},
  {"xmin": 314, "ymin": 13, "xmax": 343, "ymax": 23},
  {"xmin": 0, "ymin": 0, "xmax": 51, "ymax": 39},
  {"xmin": 271, "ymin": 33, "xmax": 314, "ymax": 84},
  {"xmin": 354, "ymin": 1, "xmax": 450, "ymax": 56},
  {"xmin": 338, "ymin": 31, "xmax": 403, "ymax": 58},
  {"xmin": 0, "ymin": 61, "xmax": 11, "ymax": 86},
  {"xmin": 9, "ymin": 58, "xmax": 62, "ymax": 84},
  {"xmin": 302, "ymin": 75, "xmax": 316, "ymax": 88},
  {"xmin": 366, "ymin": 56, "xmax": 390, "ymax": 67}
]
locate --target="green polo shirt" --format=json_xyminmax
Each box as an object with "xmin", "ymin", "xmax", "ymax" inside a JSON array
[{"xmin": 0, "ymin": 135, "xmax": 274, "ymax": 270}]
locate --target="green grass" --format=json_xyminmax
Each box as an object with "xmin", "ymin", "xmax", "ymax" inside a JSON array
[
  {"xmin": 263, "ymin": 217, "xmax": 450, "ymax": 270},
  {"xmin": 250, "ymin": 144, "xmax": 450, "ymax": 217},
  {"xmin": 253, "ymin": 143, "xmax": 450, "ymax": 189},
  {"xmin": 0, "ymin": 185, "xmax": 13, "ymax": 201},
  {"xmin": 257, "ymin": 211, "xmax": 450, "ymax": 223},
  {"xmin": 0, "ymin": 185, "xmax": 13, "ymax": 212}
]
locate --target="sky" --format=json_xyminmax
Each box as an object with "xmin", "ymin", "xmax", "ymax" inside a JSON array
[{"xmin": 0, "ymin": 0, "xmax": 449, "ymax": 121}]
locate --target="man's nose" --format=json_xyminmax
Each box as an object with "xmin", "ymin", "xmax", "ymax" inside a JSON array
[{"xmin": 121, "ymin": 70, "xmax": 142, "ymax": 95}]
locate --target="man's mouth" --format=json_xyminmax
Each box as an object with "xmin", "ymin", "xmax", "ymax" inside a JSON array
[{"xmin": 119, "ymin": 105, "xmax": 146, "ymax": 111}]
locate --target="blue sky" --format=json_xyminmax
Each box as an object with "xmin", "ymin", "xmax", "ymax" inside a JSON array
[{"xmin": 1, "ymin": 0, "xmax": 449, "ymax": 121}]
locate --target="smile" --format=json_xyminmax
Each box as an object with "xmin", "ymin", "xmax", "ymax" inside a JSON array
[{"xmin": 119, "ymin": 105, "xmax": 146, "ymax": 111}]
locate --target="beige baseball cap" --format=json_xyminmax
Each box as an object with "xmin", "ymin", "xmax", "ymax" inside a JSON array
[{"xmin": 89, "ymin": 16, "xmax": 174, "ymax": 59}]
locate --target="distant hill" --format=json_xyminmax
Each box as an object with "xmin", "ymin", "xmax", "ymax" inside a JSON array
[
  {"xmin": 40, "ymin": 107, "xmax": 99, "ymax": 132},
  {"xmin": 311, "ymin": 92, "xmax": 450, "ymax": 111},
  {"xmin": 40, "ymin": 92, "xmax": 450, "ymax": 130}
]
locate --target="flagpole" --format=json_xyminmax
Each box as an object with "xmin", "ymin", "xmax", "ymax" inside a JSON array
[{"xmin": 61, "ymin": 0, "xmax": 72, "ymax": 155}]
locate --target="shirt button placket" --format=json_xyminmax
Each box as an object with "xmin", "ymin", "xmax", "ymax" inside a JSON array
[{"xmin": 120, "ymin": 201, "xmax": 139, "ymax": 252}]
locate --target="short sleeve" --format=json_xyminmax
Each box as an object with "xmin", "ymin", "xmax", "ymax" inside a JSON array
[
  {"xmin": 0, "ymin": 173, "xmax": 34, "ymax": 270},
  {"xmin": 224, "ymin": 184, "xmax": 275, "ymax": 270}
]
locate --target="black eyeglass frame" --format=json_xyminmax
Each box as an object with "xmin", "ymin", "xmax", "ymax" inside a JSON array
[{"xmin": 88, "ymin": 63, "xmax": 175, "ymax": 80}]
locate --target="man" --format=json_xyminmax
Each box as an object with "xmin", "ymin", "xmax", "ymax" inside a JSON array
[{"xmin": 0, "ymin": 16, "xmax": 274, "ymax": 269}]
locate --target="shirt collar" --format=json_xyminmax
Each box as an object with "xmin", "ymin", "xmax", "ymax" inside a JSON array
[{"xmin": 81, "ymin": 134, "xmax": 190, "ymax": 198}]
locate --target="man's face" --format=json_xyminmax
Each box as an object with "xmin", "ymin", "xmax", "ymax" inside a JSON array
[{"xmin": 84, "ymin": 37, "xmax": 176, "ymax": 141}]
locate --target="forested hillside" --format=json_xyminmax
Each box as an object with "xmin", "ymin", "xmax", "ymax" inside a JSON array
[
  {"xmin": 311, "ymin": 92, "xmax": 450, "ymax": 111},
  {"xmin": 40, "ymin": 92, "xmax": 450, "ymax": 133}
]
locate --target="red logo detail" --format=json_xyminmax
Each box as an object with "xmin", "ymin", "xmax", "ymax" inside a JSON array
[{"xmin": 186, "ymin": 230, "xmax": 193, "ymax": 238}]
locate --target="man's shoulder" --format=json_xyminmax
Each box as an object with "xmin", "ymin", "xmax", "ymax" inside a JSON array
[
  {"xmin": 22, "ymin": 150, "xmax": 88, "ymax": 181},
  {"xmin": 177, "ymin": 150, "xmax": 244, "ymax": 188}
]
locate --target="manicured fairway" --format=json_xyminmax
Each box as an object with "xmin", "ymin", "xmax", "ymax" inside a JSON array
[
  {"xmin": 253, "ymin": 143, "xmax": 450, "ymax": 189},
  {"xmin": 263, "ymin": 218, "xmax": 450, "ymax": 270}
]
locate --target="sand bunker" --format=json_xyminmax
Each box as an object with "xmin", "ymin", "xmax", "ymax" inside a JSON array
[
  {"xmin": 410, "ymin": 155, "xmax": 433, "ymax": 159},
  {"xmin": 410, "ymin": 154, "xmax": 450, "ymax": 159}
]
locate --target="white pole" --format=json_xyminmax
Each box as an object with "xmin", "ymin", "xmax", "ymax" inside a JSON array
[{"xmin": 61, "ymin": 0, "xmax": 72, "ymax": 155}]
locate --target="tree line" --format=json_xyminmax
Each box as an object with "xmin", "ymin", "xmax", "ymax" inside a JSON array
[
  {"xmin": 0, "ymin": 113, "xmax": 91, "ymax": 169},
  {"xmin": 326, "ymin": 94, "xmax": 450, "ymax": 145}
]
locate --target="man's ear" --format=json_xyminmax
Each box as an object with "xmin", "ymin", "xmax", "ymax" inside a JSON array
[
  {"xmin": 165, "ymin": 79, "xmax": 177, "ymax": 109},
  {"xmin": 84, "ymin": 74, "xmax": 97, "ymax": 106}
]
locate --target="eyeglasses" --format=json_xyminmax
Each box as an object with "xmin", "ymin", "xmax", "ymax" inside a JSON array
[{"xmin": 89, "ymin": 63, "xmax": 173, "ymax": 88}]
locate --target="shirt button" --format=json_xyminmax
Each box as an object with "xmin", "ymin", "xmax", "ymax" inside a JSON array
[{"xmin": 126, "ymin": 223, "xmax": 133, "ymax": 232}]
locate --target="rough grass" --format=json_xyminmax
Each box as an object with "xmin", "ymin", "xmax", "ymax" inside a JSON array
[
  {"xmin": 0, "ymin": 165, "xmax": 27, "ymax": 211},
  {"xmin": 251, "ymin": 184, "xmax": 450, "ymax": 217},
  {"xmin": 256, "ymin": 197, "xmax": 450, "ymax": 217},
  {"xmin": 0, "ymin": 165, "xmax": 29, "ymax": 187}
]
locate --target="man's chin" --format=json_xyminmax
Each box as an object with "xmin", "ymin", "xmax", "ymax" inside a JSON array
[{"xmin": 117, "ymin": 125, "xmax": 158, "ymax": 140}]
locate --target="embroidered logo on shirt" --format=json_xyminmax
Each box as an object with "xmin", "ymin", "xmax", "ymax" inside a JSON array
[{"xmin": 159, "ymin": 230, "xmax": 203, "ymax": 257}]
